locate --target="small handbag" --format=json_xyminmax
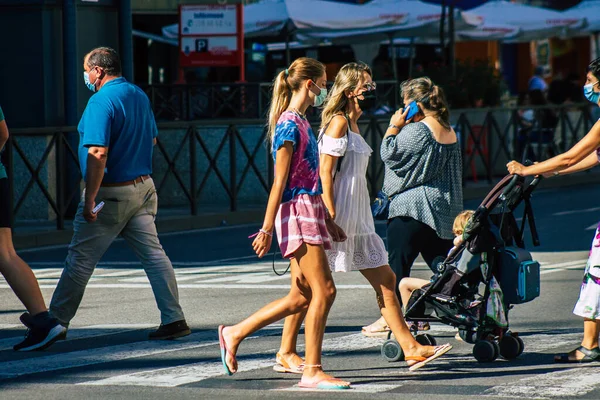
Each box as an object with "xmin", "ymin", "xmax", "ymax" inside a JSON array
[{"xmin": 371, "ymin": 191, "xmax": 394, "ymax": 221}]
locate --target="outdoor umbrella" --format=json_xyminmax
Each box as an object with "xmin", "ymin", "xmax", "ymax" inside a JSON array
[{"xmin": 466, "ymin": 0, "xmax": 586, "ymax": 43}]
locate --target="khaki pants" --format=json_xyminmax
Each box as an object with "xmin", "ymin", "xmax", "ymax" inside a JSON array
[{"xmin": 49, "ymin": 178, "xmax": 185, "ymax": 326}]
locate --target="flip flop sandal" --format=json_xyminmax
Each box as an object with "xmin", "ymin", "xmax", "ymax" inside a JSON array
[
  {"xmin": 406, "ymin": 343, "xmax": 453, "ymax": 371},
  {"xmin": 555, "ymin": 346, "xmax": 600, "ymax": 363},
  {"xmin": 218, "ymin": 325, "xmax": 237, "ymax": 375},
  {"xmin": 273, "ymin": 353, "xmax": 304, "ymax": 374},
  {"xmin": 298, "ymin": 376, "xmax": 351, "ymax": 390}
]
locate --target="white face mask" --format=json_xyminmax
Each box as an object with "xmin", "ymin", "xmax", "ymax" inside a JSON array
[{"xmin": 310, "ymin": 81, "xmax": 327, "ymax": 107}]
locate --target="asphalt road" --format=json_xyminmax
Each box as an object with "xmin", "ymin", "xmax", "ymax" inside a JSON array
[{"xmin": 1, "ymin": 181, "xmax": 600, "ymax": 400}]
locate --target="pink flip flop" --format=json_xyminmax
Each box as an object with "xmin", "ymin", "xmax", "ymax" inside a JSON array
[
  {"xmin": 218, "ymin": 325, "xmax": 236, "ymax": 376},
  {"xmin": 298, "ymin": 376, "xmax": 351, "ymax": 390}
]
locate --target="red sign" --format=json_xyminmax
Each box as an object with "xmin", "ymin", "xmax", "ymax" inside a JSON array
[{"xmin": 179, "ymin": 4, "xmax": 245, "ymax": 78}]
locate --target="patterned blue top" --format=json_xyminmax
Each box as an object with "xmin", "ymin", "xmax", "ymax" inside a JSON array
[{"xmin": 272, "ymin": 111, "xmax": 322, "ymax": 203}]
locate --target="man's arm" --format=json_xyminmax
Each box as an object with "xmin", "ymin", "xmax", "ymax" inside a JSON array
[{"xmin": 83, "ymin": 146, "xmax": 108, "ymax": 223}]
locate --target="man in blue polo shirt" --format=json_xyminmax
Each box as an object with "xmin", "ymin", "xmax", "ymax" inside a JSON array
[{"xmin": 47, "ymin": 47, "xmax": 190, "ymax": 341}]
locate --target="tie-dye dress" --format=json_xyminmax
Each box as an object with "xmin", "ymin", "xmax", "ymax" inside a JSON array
[{"xmin": 272, "ymin": 111, "xmax": 331, "ymax": 258}]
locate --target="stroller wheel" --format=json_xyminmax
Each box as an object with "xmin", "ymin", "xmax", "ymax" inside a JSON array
[
  {"xmin": 381, "ymin": 339, "xmax": 404, "ymax": 362},
  {"xmin": 473, "ymin": 340, "xmax": 497, "ymax": 363},
  {"xmin": 516, "ymin": 336, "xmax": 525, "ymax": 356},
  {"xmin": 499, "ymin": 335, "xmax": 522, "ymax": 360},
  {"xmin": 415, "ymin": 333, "xmax": 437, "ymax": 346},
  {"xmin": 492, "ymin": 341, "xmax": 500, "ymax": 361},
  {"xmin": 459, "ymin": 329, "xmax": 478, "ymax": 344}
]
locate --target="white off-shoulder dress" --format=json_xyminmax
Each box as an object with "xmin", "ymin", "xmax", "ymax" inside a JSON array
[{"xmin": 319, "ymin": 129, "xmax": 389, "ymax": 272}]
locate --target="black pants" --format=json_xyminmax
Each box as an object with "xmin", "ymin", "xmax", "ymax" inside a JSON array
[{"xmin": 387, "ymin": 216, "xmax": 453, "ymax": 300}]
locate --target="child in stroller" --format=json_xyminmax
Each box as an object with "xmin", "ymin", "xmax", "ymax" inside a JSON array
[
  {"xmin": 381, "ymin": 174, "xmax": 542, "ymax": 364},
  {"xmin": 399, "ymin": 210, "xmax": 476, "ymax": 333}
]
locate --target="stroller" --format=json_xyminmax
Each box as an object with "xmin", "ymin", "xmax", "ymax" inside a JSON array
[{"xmin": 382, "ymin": 173, "xmax": 542, "ymax": 363}]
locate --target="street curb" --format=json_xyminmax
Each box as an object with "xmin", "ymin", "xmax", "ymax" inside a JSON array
[{"xmin": 13, "ymin": 172, "xmax": 600, "ymax": 250}]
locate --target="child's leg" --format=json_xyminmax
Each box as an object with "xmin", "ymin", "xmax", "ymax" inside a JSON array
[
  {"xmin": 399, "ymin": 277, "xmax": 431, "ymax": 311},
  {"xmin": 362, "ymin": 266, "xmax": 448, "ymax": 360}
]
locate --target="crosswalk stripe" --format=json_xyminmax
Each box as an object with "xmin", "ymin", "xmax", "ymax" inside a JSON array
[
  {"xmin": 0, "ymin": 328, "xmax": 284, "ymax": 380},
  {"xmin": 76, "ymin": 327, "xmax": 593, "ymax": 390},
  {"xmin": 277, "ymin": 383, "xmax": 403, "ymax": 393},
  {"xmin": 0, "ymin": 331, "xmax": 217, "ymax": 379},
  {"xmin": 0, "ymin": 324, "xmax": 21, "ymax": 329},
  {"xmin": 0, "ymin": 324, "xmax": 155, "ymax": 352},
  {"xmin": 484, "ymin": 366, "xmax": 600, "ymax": 399},
  {"xmin": 0, "ymin": 283, "xmax": 374, "ymax": 290},
  {"xmin": 80, "ymin": 333, "xmax": 383, "ymax": 388}
]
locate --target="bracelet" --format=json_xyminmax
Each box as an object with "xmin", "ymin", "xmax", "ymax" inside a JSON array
[
  {"xmin": 553, "ymin": 171, "xmax": 559, "ymax": 177},
  {"xmin": 248, "ymin": 229, "xmax": 273, "ymax": 239},
  {"xmin": 388, "ymin": 123, "xmax": 401, "ymax": 131}
]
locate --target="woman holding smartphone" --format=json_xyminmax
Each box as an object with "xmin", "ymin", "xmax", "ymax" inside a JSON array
[{"xmin": 362, "ymin": 77, "xmax": 463, "ymax": 335}]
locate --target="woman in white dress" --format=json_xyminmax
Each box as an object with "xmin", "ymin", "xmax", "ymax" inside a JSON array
[{"xmin": 273, "ymin": 62, "xmax": 452, "ymax": 374}]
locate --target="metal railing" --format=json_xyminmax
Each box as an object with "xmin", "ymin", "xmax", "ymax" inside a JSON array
[
  {"xmin": 142, "ymin": 80, "xmax": 402, "ymax": 120},
  {"xmin": 5, "ymin": 104, "xmax": 596, "ymax": 230}
]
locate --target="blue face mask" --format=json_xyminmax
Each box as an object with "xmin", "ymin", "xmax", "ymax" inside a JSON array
[
  {"xmin": 83, "ymin": 71, "xmax": 97, "ymax": 93},
  {"xmin": 584, "ymin": 81, "xmax": 600, "ymax": 105}
]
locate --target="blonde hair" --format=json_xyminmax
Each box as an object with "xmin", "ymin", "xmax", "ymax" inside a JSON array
[
  {"xmin": 320, "ymin": 62, "xmax": 372, "ymax": 130},
  {"xmin": 267, "ymin": 57, "xmax": 326, "ymax": 142},
  {"xmin": 400, "ymin": 77, "xmax": 451, "ymax": 130},
  {"xmin": 453, "ymin": 210, "xmax": 475, "ymax": 236}
]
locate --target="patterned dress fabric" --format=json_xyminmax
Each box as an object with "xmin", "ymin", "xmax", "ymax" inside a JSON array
[
  {"xmin": 272, "ymin": 111, "xmax": 330, "ymax": 258},
  {"xmin": 381, "ymin": 121, "xmax": 463, "ymax": 240}
]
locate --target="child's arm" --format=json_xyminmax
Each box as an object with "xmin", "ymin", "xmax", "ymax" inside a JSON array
[{"xmin": 252, "ymin": 142, "xmax": 293, "ymax": 258}]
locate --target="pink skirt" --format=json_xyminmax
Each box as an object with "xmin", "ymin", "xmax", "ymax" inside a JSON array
[{"xmin": 275, "ymin": 194, "xmax": 331, "ymax": 259}]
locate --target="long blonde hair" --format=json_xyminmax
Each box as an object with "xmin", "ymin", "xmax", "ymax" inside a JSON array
[
  {"xmin": 320, "ymin": 62, "xmax": 372, "ymax": 130},
  {"xmin": 267, "ymin": 57, "xmax": 325, "ymax": 142},
  {"xmin": 400, "ymin": 77, "xmax": 451, "ymax": 130}
]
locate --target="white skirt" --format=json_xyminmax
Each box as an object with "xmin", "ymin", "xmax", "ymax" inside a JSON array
[{"xmin": 573, "ymin": 225, "xmax": 600, "ymax": 320}]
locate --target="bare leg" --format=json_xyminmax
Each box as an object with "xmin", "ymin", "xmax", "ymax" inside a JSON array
[
  {"xmin": 399, "ymin": 277, "xmax": 431, "ymax": 311},
  {"xmin": 0, "ymin": 228, "xmax": 46, "ymax": 315},
  {"xmin": 292, "ymin": 243, "xmax": 343, "ymax": 383},
  {"xmin": 221, "ymin": 253, "xmax": 312, "ymax": 373},
  {"xmin": 361, "ymin": 265, "xmax": 441, "ymax": 359},
  {"xmin": 581, "ymin": 318, "xmax": 600, "ymax": 350},
  {"xmin": 555, "ymin": 318, "xmax": 600, "ymax": 361},
  {"xmin": 278, "ymin": 258, "xmax": 309, "ymax": 368}
]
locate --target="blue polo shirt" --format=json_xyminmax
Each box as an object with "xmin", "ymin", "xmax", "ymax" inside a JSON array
[{"xmin": 78, "ymin": 77, "xmax": 158, "ymax": 183}]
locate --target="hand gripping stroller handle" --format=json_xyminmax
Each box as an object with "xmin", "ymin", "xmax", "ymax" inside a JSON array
[{"xmin": 500, "ymin": 174, "xmax": 522, "ymax": 202}]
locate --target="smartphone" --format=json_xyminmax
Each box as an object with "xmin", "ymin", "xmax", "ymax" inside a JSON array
[
  {"xmin": 92, "ymin": 201, "xmax": 105, "ymax": 214},
  {"xmin": 404, "ymin": 101, "xmax": 419, "ymax": 121}
]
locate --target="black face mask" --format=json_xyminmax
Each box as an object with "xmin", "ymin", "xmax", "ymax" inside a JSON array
[{"xmin": 356, "ymin": 90, "xmax": 378, "ymax": 111}]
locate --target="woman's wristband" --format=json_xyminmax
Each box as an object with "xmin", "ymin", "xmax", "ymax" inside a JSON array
[
  {"xmin": 388, "ymin": 123, "xmax": 401, "ymax": 131},
  {"xmin": 248, "ymin": 228, "xmax": 273, "ymax": 239}
]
